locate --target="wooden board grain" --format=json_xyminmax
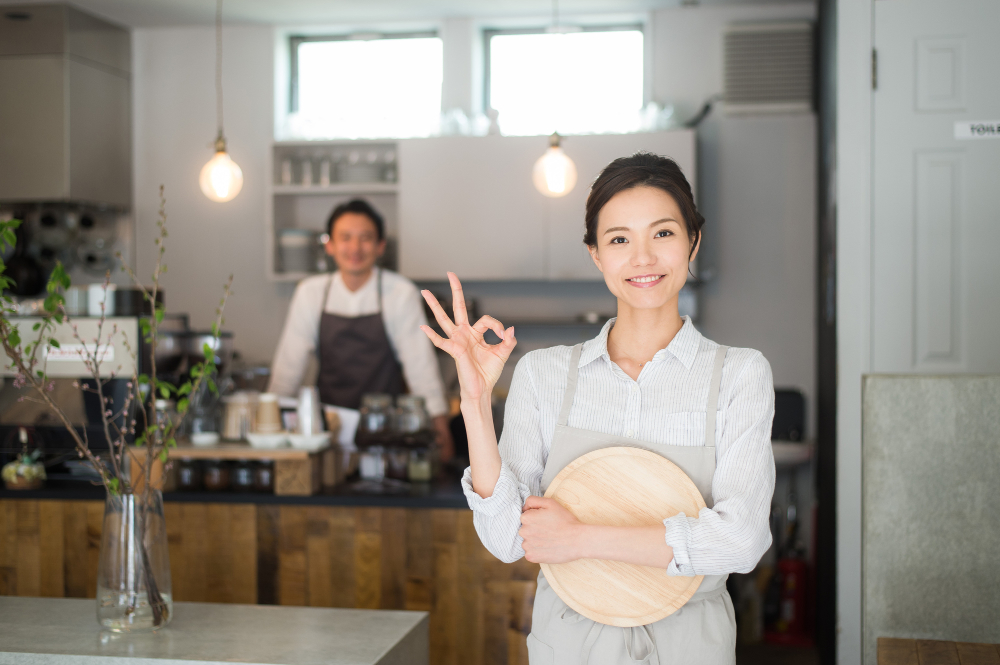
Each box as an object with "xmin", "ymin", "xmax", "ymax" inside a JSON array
[
  {"xmin": 540, "ymin": 446, "xmax": 706, "ymax": 627},
  {"xmin": 956, "ymin": 643, "xmax": 1000, "ymax": 665}
]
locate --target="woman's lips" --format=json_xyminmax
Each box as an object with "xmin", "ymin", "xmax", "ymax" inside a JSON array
[{"xmin": 626, "ymin": 274, "xmax": 665, "ymax": 288}]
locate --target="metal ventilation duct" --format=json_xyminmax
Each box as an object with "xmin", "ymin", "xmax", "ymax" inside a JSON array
[
  {"xmin": 0, "ymin": 4, "xmax": 131, "ymax": 208},
  {"xmin": 724, "ymin": 21, "xmax": 814, "ymax": 114}
]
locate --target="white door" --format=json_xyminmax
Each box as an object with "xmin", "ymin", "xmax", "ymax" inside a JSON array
[{"xmin": 872, "ymin": 0, "xmax": 1000, "ymax": 373}]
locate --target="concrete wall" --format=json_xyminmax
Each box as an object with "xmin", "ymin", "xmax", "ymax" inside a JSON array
[
  {"xmin": 132, "ymin": 3, "xmax": 819, "ymax": 436},
  {"xmin": 862, "ymin": 375, "xmax": 1000, "ymax": 664}
]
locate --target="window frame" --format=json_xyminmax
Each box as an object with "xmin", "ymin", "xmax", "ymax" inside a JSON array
[
  {"xmin": 481, "ymin": 24, "xmax": 646, "ymax": 116},
  {"xmin": 288, "ymin": 30, "xmax": 440, "ymax": 114}
]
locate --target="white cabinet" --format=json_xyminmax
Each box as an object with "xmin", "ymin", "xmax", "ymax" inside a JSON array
[{"xmin": 398, "ymin": 130, "xmax": 695, "ymax": 281}]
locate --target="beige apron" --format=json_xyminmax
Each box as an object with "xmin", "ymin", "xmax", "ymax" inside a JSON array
[{"xmin": 526, "ymin": 343, "xmax": 736, "ymax": 665}]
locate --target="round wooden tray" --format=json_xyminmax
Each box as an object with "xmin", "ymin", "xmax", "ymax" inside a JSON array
[{"xmin": 539, "ymin": 446, "xmax": 706, "ymax": 627}]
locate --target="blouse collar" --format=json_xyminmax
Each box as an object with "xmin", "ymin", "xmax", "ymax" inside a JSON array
[{"xmin": 578, "ymin": 315, "xmax": 702, "ymax": 371}]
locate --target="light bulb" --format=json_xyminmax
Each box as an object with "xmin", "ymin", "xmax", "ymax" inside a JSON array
[
  {"xmin": 533, "ymin": 134, "xmax": 577, "ymax": 198},
  {"xmin": 200, "ymin": 149, "xmax": 243, "ymax": 202}
]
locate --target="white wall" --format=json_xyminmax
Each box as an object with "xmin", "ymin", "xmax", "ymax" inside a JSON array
[
  {"xmin": 132, "ymin": 4, "xmax": 819, "ymax": 428},
  {"xmin": 133, "ymin": 26, "xmax": 294, "ymax": 364}
]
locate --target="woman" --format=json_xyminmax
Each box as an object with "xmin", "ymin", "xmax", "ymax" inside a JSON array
[{"xmin": 420, "ymin": 153, "xmax": 775, "ymax": 664}]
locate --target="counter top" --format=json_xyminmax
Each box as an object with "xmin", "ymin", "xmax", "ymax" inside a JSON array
[
  {"xmin": 0, "ymin": 475, "xmax": 470, "ymax": 509},
  {"xmin": 0, "ymin": 597, "xmax": 428, "ymax": 665}
]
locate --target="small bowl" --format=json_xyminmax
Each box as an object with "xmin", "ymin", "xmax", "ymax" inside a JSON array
[
  {"xmin": 246, "ymin": 432, "xmax": 289, "ymax": 449},
  {"xmin": 190, "ymin": 432, "xmax": 220, "ymax": 447},
  {"xmin": 288, "ymin": 432, "xmax": 330, "ymax": 452}
]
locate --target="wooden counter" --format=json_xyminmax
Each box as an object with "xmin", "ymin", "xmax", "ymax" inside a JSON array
[
  {"xmin": 878, "ymin": 638, "xmax": 1000, "ymax": 664},
  {"xmin": 0, "ymin": 498, "xmax": 539, "ymax": 665}
]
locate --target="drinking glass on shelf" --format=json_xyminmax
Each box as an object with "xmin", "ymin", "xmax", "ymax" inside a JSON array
[
  {"xmin": 300, "ymin": 158, "xmax": 313, "ymax": 187},
  {"xmin": 319, "ymin": 159, "xmax": 331, "ymax": 187},
  {"xmin": 280, "ymin": 159, "xmax": 292, "ymax": 185}
]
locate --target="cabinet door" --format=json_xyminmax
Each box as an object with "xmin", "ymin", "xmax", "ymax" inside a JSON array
[
  {"xmin": 546, "ymin": 130, "xmax": 696, "ymax": 280},
  {"xmin": 398, "ymin": 135, "xmax": 547, "ymax": 280}
]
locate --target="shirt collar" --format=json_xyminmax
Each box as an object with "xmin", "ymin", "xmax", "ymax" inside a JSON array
[{"xmin": 578, "ymin": 315, "xmax": 702, "ymax": 370}]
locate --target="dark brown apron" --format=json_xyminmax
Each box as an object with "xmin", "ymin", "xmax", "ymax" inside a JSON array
[{"xmin": 316, "ymin": 269, "xmax": 405, "ymax": 409}]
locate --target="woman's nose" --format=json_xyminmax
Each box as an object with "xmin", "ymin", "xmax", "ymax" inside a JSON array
[{"xmin": 631, "ymin": 240, "xmax": 656, "ymax": 266}]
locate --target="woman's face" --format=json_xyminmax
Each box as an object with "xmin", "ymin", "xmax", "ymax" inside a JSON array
[{"xmin": 588, "ymin": 186, "xmax": 698, "ymax": 312}]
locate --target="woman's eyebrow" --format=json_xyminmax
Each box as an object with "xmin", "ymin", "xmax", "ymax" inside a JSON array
[{"xmin": 602, "ymin": 218, "xmax": 678, "ymax": 235}]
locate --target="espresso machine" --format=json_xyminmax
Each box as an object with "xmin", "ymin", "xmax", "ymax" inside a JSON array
[{"xmin": 0, "ymin": 316, "xmax": 142, "ymax": 481}]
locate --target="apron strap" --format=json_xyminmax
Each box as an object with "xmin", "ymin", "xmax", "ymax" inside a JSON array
[
  {"xmin": 376, "ymin": 267, "xmax": 383, "ymax": 312},
  {"xmin": 320, "ymin": 273, "xmax": 334, "ymax": 316},
  {"xmin": 557, "ymin": 344, "xmax": 584, "ymax": 426},
  {"xmin": 704, "ymin": 345, "xmax": 728, "ymax": 449}
]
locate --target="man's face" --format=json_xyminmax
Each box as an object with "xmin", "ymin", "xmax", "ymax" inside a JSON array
[{"xmin": 325, "ymin": 212, "xmax": 385, "ymax": 277}]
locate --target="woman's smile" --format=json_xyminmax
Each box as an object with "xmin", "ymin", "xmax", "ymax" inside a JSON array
[{"xmin": 626, "ymin": 273, "xmax": 665, "ymax": 287}]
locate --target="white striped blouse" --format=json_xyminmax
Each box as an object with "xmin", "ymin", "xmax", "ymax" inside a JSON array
[{"xmin": 461, "ymin": 316, "xmax": 776, "ymax": 576}]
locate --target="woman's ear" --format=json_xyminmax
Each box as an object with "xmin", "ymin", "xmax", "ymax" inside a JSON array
[
  {"xmin": 688, "ymin": 232, "xmax": 701, "ymax": 264},
  {"xmin": 588, "ymin": 244, "xmax": 604, "ymax": 273}
]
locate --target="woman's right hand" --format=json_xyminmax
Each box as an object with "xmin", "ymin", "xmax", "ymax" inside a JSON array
[{"xmin": 420, "ymin": 272, "xmax": 517, "ymax": 403}]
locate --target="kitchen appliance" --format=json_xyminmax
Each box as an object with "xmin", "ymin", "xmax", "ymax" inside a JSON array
[
  {"xmin": 0, "ymin": 317, "xmax": 142, "ymax": 474},
  {"xmin": 540, "ymin": 447, "xmax": 707, "ymax": 627}
]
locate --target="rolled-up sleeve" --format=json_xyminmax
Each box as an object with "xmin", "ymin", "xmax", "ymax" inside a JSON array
[
  {"xmin": 268, "ymin": 280, "xmax": 320, "ymax": 397},
  {"xmin": 663, "ymin": 351, "xmax": 775, "ymax": 576},
  {"xmin": 461, "ymin": 353, "xmax": 547, "ymax": 564}
]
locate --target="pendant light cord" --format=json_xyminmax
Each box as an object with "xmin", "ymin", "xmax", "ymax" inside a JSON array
[{"xmin": 214, "ymin": 0, "xmax": 226, "ymax": 150}]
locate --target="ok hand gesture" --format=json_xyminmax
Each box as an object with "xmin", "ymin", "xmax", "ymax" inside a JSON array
[{"xmin": 420, "ymin": 272, "xmax": 516, "ymax": 403}]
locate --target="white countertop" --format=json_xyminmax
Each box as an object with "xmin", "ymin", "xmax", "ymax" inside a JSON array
[{"xmin": 0, "ymin": 597, "xmax": 427, "ymax": 665}]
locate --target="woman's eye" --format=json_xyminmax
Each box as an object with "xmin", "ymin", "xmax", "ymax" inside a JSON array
[
  {"xmin": 655, "ymin": 229, "xmax": 673, "ymax": 238},
  {"xmin": 609, "ymin": 236, "xmax": 627, "ymax": 244}
]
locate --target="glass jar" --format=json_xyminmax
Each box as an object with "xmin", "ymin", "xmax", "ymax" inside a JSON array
[
  {"xmin": 203, "ymin": 459, "xmax": 229, "ymax": 491},
  {"xmin": 408, "ymin": 448, "xmax": 433, "ymax": 483},
  {"xmin": 358, "ymin": 445, "xmax": 386, "ymax": 481},
  {"xmin": 231, "ymin": 460, "xmax": 254, "ymax": 492},
  {"xmin": 154, "ymin": 399, "xmax": 179, "ymax": 431},
  {"xmin": 357, "ymin": 394, "xmax": 394, "ymax": 448},
  {"xmin": 395, "ymin": 394, "xmax": 434, "ymax": 448},
  {"xmin": 254, "ymin": 460, "xmax": 274, "ymax": 493},
  {"xmin": 176, "ymin": 458, "xmax": 201, "ymax": 491}
]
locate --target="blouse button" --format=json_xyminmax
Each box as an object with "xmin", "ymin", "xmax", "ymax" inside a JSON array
[{"xmin": 626, "ymin": 429, "xmax": 635, "ymax": 438}]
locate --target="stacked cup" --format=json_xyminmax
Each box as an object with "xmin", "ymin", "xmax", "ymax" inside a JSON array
[{"xmin": 256, "ymin": 393, "xmax": 283, "ymax": 434}]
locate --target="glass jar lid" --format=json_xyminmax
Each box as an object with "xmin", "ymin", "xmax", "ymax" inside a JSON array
[{"xmin": 361, "ymin": 393, "xmax": 393, "ymax": 409}]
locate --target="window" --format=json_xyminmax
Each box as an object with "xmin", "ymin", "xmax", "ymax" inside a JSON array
[
  {"xmin": 289, "ymin": 33, "xmax": 443, "ymax": 139},
  {"xmin": 486, "ymin": 27, "xmax": 645, "ymax": 136}
]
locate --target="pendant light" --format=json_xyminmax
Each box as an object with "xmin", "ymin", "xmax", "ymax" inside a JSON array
[
  {"xmin": 532, "ymin": 0, "xmax": 578, "ymax": 198},
  {"xmin": 533, "ymin": 132, "xmax": 578, "ymax": 198},
  {"xmin": 199, "ymin": 0, "xmax": 243, "ymax": 203}
]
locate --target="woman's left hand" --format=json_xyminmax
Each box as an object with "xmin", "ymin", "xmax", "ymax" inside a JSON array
[{"xmin": 519, "ymin": 496, "xmax": 587, "ymax": 564}]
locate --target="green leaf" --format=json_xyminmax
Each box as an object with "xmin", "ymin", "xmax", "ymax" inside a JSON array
[
  {"xmin": 202, "ymin": 342, "xmax": 214, "ymax": 358},
  {"xmin": 134, "ymin": 433, "xmax": 147, "ymax": 447},
  {"xmin": 208, "ymin": 378, "xmax": 218, "ymax": 396},
  {"xmin": 177, "ymin": 382, "xmax": 192, "ymax": 396},
  {"xmin": 166, "ymin": 437, "xmax": 177, "ymax": 449},
  {"xmin": 137, "ymin": 373, "xmax": 150, "ymax": 385},
  {"xmin": 108, "ymin": 477, "xmax": 120, "ymax": 496},
  {"xmin": 159, "ymin": 385, "xmax": 170, "ymax": 399},
  {"xmin": 177, "ymin": 398, "xmax": 189, "ymax": 414},
  {"xmin": 158, "ymin": 450, "xmax": 168, "ymax": 463},
  {"xmin": 154, "ymin": 305, "xmax": 165, "ymax": 324},
  {"xmin": 48, "ymin": 338, "xmax": 60, "ymax": 349},
  {"xmin": 8, "ymin": 329, "xmax": 20, "ymax": 347},
  {"xmin": 32, "ymin": 323, "xmax": 40, "ymax": 331}
]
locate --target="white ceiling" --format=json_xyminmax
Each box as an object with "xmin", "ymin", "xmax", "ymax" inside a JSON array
[{"xmin": 0, "ymin": 0, "xmax": 786, "ymax": 28}]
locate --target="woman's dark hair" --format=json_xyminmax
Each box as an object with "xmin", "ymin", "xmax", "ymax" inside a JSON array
[
  {"xmin": 327, "ymin": 199, "xmax": 385, "ymax": 240},
  {"xmin": 583, "ymin": 152, "xmax": 703, "ymax": 257}
]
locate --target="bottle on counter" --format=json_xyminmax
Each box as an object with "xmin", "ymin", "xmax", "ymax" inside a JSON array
[
  {"xmin": 177, "ymin": 458, "xmax": 202, "ymax": 491},
  {"xmin": 232, "ymin": 460, "xmax": 254, "ymax": 492},
  {"xmin": 254, "ymin": 460, "xmax": 274, "ymax": 493},
  {"xmin": 203, "ymin": 459, "xmax": 230, "ymax": 491}
]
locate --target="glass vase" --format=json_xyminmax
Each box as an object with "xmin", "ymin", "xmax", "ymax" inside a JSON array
[{"xmin": 96, "ymin": 489, "xmax": 173, "ymax": 632}]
